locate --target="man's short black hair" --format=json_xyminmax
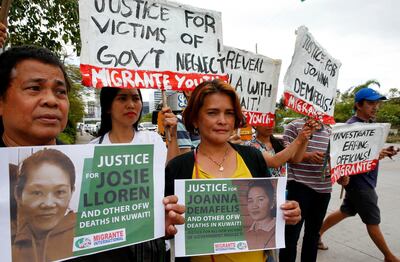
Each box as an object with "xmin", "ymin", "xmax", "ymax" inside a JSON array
[{"xmin": 0, "ymin": 45, "xmax": 71, "ymax": 98}]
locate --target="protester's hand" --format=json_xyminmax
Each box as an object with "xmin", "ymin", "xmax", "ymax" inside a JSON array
[
  {"xmin": 337, "ymin": 175, "xmax": 350, "ymax": 186},
  {"xmin": 379, "ymin": 148, "xmax": 390, "ymax": 160},
  {"xmin": 297, "ymin": 118, "xmax": 320, "ymax": 142},
  {"xmin": 228, "ymin": 131, "xmax": 242, "ymax": 145},
  {"xmin": 304, "ymin": 151, "xmax": 325, "ymax": 164},
  {"xmin": 281, "ymin": 200, "xmax": 301, "ymax": 225},
  {"xmin": 0, "ymin": 22, "xmax": 7, "ymax": 48},
  {"xmin": 379, "ymin": 146, "xmax": 400, "ymax": 160},
  {"xmin": 164, "ymin": 195, "xmax": 185, "ymax": 237},
  {"xmin": 161, "ymin": 106, "xmax": 178, "ymax": 136}
]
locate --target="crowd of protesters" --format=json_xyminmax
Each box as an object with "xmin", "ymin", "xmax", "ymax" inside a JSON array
[{"xmin": 1, "ymin": 17, "xmax": 399, "ymax": 262}]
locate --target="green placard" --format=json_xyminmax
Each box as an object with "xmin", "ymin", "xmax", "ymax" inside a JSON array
[{"xmin": 73, "ymin": 145, "xmax": 154, "ymax": 255}]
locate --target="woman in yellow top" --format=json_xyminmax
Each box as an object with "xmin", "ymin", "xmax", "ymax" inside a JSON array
[{"xmin": 165, "ymin": 79, "xmax": 315, "ymax": 262}]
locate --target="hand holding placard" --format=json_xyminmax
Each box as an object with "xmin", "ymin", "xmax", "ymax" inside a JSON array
[
  {"xmin": 379, "ymin": 146, "xmax": 400, "ymax": 160},
  {"xmin": 163, "ymin": 195, "xmax": 185, "ymax": 237},
  {"xmin": 280, "ymin": 200, "xmax": 301, "ymax": 225}
]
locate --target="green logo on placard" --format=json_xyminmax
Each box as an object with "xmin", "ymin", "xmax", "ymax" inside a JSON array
[{"xmin": 74, "ymin": 237, "xmax": 91, "ymax": 249}]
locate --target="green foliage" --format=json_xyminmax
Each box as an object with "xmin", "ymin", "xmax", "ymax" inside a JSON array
[
  {"xmin": 6, "ymin": 0, "xmax": 84, "ymax": 143},
  {"xmin": 58, "ymin": 121, "xmax": 76, "ymax": 144},
  {"xmin": 333, "ymin": 100, "xmax": 353, "ymax": 123},
  {"xmin": 274, "ymin": 105, "xmax": 302, "ymax": 133},
  {"xmin": 352, "ymin": 79, "xmax": 380, "ymax": 94},
  {"xmin": 377, "ymin": 100, "xmax": 400, "ymax": 127},
  {"xmin": 140, "ymin": 113, "xmax": 153, "ymax": 123},
  {"xmin": 334, "ymin": 79, "xmax": 381, "ymax": 123},
  {"xmin": 334, "ymin": 80, "xmax": 400, "ymax": 129},
  {"xmin": 8, "ymin": 0, "xmax": 80, "ymax": 57},
  {"xmin": 335, "ymin": 79, "xmax": 380, "ymax": 103},
  {"xmin": 58, "ymin": 65, "xmax": 85, "ymax": 144},
  {"xmin": 388, "ymin": 88, "xmax": 400, "ymax": 99}
]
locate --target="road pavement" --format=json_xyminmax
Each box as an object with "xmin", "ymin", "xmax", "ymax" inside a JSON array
[
  {"xmin": 315, "ymin": 143, "xmax": 400, "ymax": 262},
  {"xmin": 76, "ymin": 131, "xmax": 94, "ymax": 144}
]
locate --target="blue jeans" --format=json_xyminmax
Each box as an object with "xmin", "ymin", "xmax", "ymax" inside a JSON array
[{"xmin": 279, "ymin": 181, "xmax": 331, "ymax": 262}]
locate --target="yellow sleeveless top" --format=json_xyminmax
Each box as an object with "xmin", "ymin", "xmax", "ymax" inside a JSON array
[{"xmin": 190, "ymin": 152, "xmax": 266, "ymax": 262}]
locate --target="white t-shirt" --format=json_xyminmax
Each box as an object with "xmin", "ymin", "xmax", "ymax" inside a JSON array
[
  {"xmin": 89, "ymin": 130, "xmax": 167, "ymax": 165},
  {"xmin": 90, "ymin": 130, "xmax": 161, "ymax": 144}
]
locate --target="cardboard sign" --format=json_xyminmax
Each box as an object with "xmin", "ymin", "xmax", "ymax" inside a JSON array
[
  {"xmin": 79, "ymin": 0, "xmax": 227, "ymax": 90},
  {"xmin": 283, "ymin": 26, "xmax": 341, "ymax": 124},
  {"xmin": 174, "ymin": 177, "xmax": 286, "ymax": 257},
  {"xmin": 0, "ymin": 144, "xmax": 165, "ymax": 261},
  {"xmin": 330, "ymin": 123, "xmax": 390, "ymax": 184},
  {"xmin": 222, "ymin": 46, "xmax": 281, "ymax": 126}
]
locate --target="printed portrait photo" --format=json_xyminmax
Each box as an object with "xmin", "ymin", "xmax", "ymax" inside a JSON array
[
  {"xmin": 234, "ymin": 178, "xmax": 277, "ymax": 250},
  {"xmin": 10, "ymin": 148, "xmax": 77, "ymax": 262}
]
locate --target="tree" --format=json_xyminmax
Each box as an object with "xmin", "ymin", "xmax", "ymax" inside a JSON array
[
  {"xmin": 334, "ymin": 79, "xmax": 381, "ymax": 122},
  {"xmin": 140, "ymin": 113, "xmax": 153, "ymax": 123},
  {"xmin": 274, "ymin": 96, "xmax": 303, "ymax": 133},
  {"xmin": 333, "ymin": 98, "xmax": 353, "ymax": 123},
  {"xmin": 387, "ymin": 88, "xmax": 400, "ymax": 99},
  {"xmin": 6, "ymin": 2, "xmax": 86, "ymax": 143},
  {"xmin": 351, "ymin": 79, "xmax": 380, "ymax": 95},
  {"xmin": 376, "ymin": 88, "xmax": 400, "ymax": 127},
  {"xmin": 58, "ymin": 65, "xmax": 85, "ymax": 144},
  {"xmin": 8, "ymin": 0, "xmax": 80, "ymax": 57},
  {"xmin": 377, "ymin": 103, "xmax": 400, "ymax": 127}
]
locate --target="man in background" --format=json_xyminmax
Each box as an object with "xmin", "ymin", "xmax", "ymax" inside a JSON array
[{"xmin": 319, "ymin": 87, "xmax": 400, "ymax": 262}]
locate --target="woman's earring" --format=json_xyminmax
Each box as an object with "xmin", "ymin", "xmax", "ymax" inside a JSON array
[{"xmin": 194, "ymin": 127, "xmax": 199, "ymax": 135}]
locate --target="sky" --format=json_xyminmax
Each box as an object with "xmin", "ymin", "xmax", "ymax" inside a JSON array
[{"xmin": 173, "ymin": 0, "xmax": 400, "ymax": 98}]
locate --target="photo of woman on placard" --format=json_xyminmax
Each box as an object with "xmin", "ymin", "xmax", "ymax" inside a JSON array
[
  {"xmin": 245, "ymin": 179, "xmax": 276, "ymax": 250},
  {"xmin": 12, "ymin": 148, "xmax": 76, "ymax": 262}
]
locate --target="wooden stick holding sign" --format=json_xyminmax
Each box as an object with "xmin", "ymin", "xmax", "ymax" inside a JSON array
[
  {"xmin": 170, "ymin": 239, "xmax": 176, "ymax": 262},
  {"xmin": 0, "ymin": 0, "xmax": 12, "ymax": 24},
  {"xmin": 340, "ymin": 186, "xmax": 344, "ymax": 199},
  {"xmin": 162, "ymin": 90, "xmax": 171, "ymax": 142}
]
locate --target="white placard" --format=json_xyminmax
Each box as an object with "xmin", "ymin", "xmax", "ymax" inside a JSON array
[
  {"xmin": 330, "ymin": 123, "xmax": 390, "ymax": 183},
  {"xmin": 79, "ymin": 0, "xmax": 226, "ymax": 90},
  {"xmin": 221, "ymin": 46, "xmax": 281, "ymax": 126},
  {"xmin": 283, "ymin": 26, "xmax": 341, "ymax": 124}
]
